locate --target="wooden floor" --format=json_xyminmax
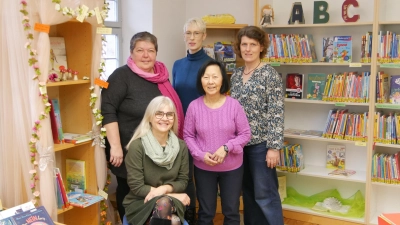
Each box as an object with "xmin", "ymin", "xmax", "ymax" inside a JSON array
[{"xmin": 213, "ymin": 213, "xmax": 316, "ymax": 225}]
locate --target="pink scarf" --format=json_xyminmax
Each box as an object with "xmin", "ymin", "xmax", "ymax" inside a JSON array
[{"xmin": 127, "ymin": 57, "xmax": 184, "ymax": 139}]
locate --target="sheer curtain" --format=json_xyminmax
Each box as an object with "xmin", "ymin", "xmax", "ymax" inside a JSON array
[
  {"xmin": 0, "ymin": 0, "xmax": 36, "ymax": 209},
  {"xmin": 0, "ymin": 0, "xmax": 108, "ymax": 221}
]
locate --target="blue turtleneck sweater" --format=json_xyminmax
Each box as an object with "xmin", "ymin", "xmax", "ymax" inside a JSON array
[{"xmin": 172, "ymin": 49, "xmax": 211, "ymax": 115}]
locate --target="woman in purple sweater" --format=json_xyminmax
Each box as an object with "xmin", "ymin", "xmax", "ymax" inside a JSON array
[{"xmin": 183, "ymin": 60, "xmax": 251, "ymax": 225}]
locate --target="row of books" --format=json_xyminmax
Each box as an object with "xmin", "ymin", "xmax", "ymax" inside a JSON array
[
  {"xmin": 360, "ymin": 32, "xmax": 373, "ymax": 63},
  {"xmin": 262, "ymin": 34, "xmax": 318, "ymax": 63},
  {"xmin": 377, "ymin": 73, "xmax": 400, "ymax": 104},
  {"xmin": 373, "ymin": 112, "xmax": 400, "ymax": 145},
  {"xmin": 49, "ymin": 99, "xmax": 92, "ymax": 144},
  {"xmin": 203, "ymin": 41, "xmax": 236, "ymax": 72},
  {"xmin": 377, "ymin": 31, "xmax": 400, "ymax": 63},
  {"xmin": 276, "ymin": 142, "xmax": 304, "ymax": 172},
  {"xmin": 372, "ymin": 152, "xmax": 400, "ymax": 184},
  {"xmin": 323, "ymin": 109, "xmax": 368, "ymax": 142},
  {"xmin": 285, "ymin": 72, "xmax": 371, "ymax": 103}
]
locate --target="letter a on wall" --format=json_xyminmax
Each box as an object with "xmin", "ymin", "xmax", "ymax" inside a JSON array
[
  {"xmin": 342, "ymin": 0, "xmax": 360, "ymax": 22},
  {"xmin": 313, "ymin": 1, "xmax": 329, "ymax": 24},
  {"xmin": 288, "ymin": 2, "xmax": 305, "ymax": 24}
]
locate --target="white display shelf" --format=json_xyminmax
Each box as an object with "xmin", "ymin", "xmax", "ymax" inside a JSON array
[
  {"xmin": 278, "ymin": 165, "xmax": 366, "ymax": 183},
  {"xmin": 282, "ymin": 204, "xmax": 365, "ymax": 224},
  {"xmin": 374, "ymin": 143, "xmax": 400, "ymax": 149},
  {"xmin": 284, "ymin": 134, "xmax": 366, "ymax": 146},
  {"xmin": 285, "ymin": 98, "xmax": 369, "ymax": 106},
  {"xmin": 264, "ymin": 22, "xmax": 373, "ymax": 28},
  {"xmin": 371, "ymin": 181, "xmax": 400, "ymax": 188},
  {"xmin": 266, "ymin": 62, "xmax": 371, "ymax": 67}
]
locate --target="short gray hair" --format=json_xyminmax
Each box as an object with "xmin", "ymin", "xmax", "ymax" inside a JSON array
[
  {"xmin": 129, "ymin": 31, "xmax": 158, "ymax": 53},
  {"xmin": 183, "ymin": 18, "xmax": 206, "ymax": 33}
]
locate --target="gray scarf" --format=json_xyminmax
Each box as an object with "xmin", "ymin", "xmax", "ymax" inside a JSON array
[{"xmin": 141, "ymin": 130, "xmax": 180, "ymax": 170}]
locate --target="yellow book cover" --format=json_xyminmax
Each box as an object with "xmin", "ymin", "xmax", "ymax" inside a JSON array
[{"xmin": 65, "ymin": 159, "xmax": 86, "ymax": 192}]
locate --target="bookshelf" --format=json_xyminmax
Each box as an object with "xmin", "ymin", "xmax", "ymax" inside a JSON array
[
  {"xmin": 47, "ymin": 21, "xmax": 99, "ymax": 225},
  {"xmin": 205, "ymin": 23, "xmax": 247, "ymax": 69},
  {"xmin": 255, "ymin": 0, "xmax": 400, "ymax": 224}
]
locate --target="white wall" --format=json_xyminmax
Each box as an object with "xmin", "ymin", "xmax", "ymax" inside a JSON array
[
  {"xmin": 185, "ymin": 0, "xmax": 254, "ymax": 25},
  {"xmin": 153, "ymin": 0, "xmax": 187, "ymax": 74},
  {"xmin": 121, "ymin": 0, "xmax": 153, "ymax": 63}
]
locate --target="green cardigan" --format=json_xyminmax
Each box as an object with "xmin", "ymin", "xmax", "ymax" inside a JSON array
[{"xmin": 123, "ymin": 138, "xmax": 189, "ymax": 225}]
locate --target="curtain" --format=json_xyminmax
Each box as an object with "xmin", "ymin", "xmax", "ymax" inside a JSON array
[{"xmin": 0, "ymin": 0, "xmax": 36, "ymax": 210}]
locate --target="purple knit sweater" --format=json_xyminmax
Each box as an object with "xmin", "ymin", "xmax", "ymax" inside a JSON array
[{"xmin": 184, "ymin": 96, "xmax": 251, "ymax": 172}]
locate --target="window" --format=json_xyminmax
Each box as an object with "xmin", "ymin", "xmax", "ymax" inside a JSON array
[{"xmin": 103, "ymin": 0, "xmax": 122, "ymax": 80}]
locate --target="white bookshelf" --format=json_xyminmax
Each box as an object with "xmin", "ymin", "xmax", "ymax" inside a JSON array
[
  {"xmin": 278, "ymin": 165, "xmax": 366, "ymax": 183},
  {"xmin": 254, "ymin": 0, "xmax": 400, "ymax": 224}
]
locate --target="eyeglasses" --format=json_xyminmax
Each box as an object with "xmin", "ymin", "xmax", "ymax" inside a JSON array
[
  {"xmin": 155, "ymin": 111, "xmax": 175, "ymax": 120},
  {"xmin": 184, "ymin": 31, "xmax": 203, "ymax": 38}
]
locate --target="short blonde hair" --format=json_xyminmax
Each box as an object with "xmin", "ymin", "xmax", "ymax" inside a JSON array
[
  {"xmin": 184, "ymin": 18, "xmax": 207, "ymax": 33},
  {"xmin": 126, "ymin": 96, "xmax": 178, "ymax": 149}
]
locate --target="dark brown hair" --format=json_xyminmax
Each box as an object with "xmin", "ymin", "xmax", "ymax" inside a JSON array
[{"xmin": 233, "ymin": 26, "xmax": 269, "ymax": 59}]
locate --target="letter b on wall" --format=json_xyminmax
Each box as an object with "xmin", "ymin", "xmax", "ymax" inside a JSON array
[{"xmin": 313, "ymin": 1, "xmax": 329, "ymax": 24}]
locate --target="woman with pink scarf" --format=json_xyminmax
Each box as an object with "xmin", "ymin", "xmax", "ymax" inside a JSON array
[{"xmin": 101, "ymin": 32, "xmax": 185, "ymax": 223}]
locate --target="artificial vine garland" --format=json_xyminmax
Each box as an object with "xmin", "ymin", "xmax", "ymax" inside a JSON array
[
  {"xmin": 20, "ymin": 0, "xmax": 53, "ymax": 206},
  {"xmin": 20, "ymin": 0, "xmax": 112, "ymax": 223}
]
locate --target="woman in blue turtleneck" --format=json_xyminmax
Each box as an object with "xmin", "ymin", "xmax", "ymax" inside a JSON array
[{"xmin": 172, "ymin": 17, "xmax": 211, "ymax": 225}]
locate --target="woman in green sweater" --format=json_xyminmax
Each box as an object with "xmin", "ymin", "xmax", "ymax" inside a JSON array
[{"xmin": 123, "ymin": 96, "xmax": 190, "ymax": 225}]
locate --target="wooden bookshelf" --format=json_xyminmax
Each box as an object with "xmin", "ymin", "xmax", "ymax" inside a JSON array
[{"xmin": 47, "ymin": 21, "xmax": 99, "ymax": 225}]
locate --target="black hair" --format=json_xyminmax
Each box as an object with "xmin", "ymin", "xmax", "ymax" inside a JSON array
[{"xmin": 196, "ymin": 60, "xmax": 230, "ymax": 95}]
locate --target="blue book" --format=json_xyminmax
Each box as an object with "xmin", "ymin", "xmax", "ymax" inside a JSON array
[
  {"xmin": 11, "ymin": 206, "xmax": 54, "ymax": 225},
  {"xmin": 67, "ymin": 192, "xmax": 104, "ymax": 208},
  {"xmin": 332, "ymin": 36, "xmax": 352, "ymax": 63}
]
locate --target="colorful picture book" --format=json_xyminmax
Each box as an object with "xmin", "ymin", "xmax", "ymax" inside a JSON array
[
  {"xmin": 307, "ymin": 73, "xmax": 327, "ymax": 100},
  {"xmin": 277, "ymin": 142, "xmax": 304, "ymax": 172},
  {"xmin": 0, "ymin": 202, "xmax": 35, "ymax": 220},
  {"xmin": 214, "ymin": 41, "xmax": 236, "ymax": 72},
  {"xmin": 332, "ymin": 36, "xmax": 352, "ymax": 63},
  {"xmin": 54, "ymin": 168, "xmax": 69, "ymax": 209},
  {"xmin": 285, "ymin": 73, "xmax": 304, "ymax": 99},
  {"xmin": 49, "ymin": 37, "xmax": 68, "ymax": 72},
  {"xmin": 67, "ymin": 192, "xmax": 104, "ymax": 208},
  {"xmin": 328, "ymin": 169, "xmax": 356, "ymax": 177},
  {"xmin": 65, "ymin": 159, "xmax": 86, "ymax": 192},
  {"xmin": 390, "ymin": 75, "xmax": 400, "ymax": 104},
  {"xmin": 371, "ymin": 152, "xmax": 400, "ymax": 184},
  {"xmin": 49, "ymin": 99, "xmax": 64, "ymax": 144},
  {"xmin": 203, "ymin": 45, "xmax": 215, "ymax": 59},
  {"xmin": 326, "ymin": 145, "xmax": 346, "ymax": 169},
  {"xmin": 322, "ymin": 109, "xmax": 368, "ymax": 141},
  {"xmin": 63, "ymin": 133, "xmax": 92, "ymax": 144},
  {"xmin": 11, "ymin": 206, "xmax": 54, "ymax": 225},
  {"xmin": 322, "ymin": 37, "xmax": 334, "ymax": 62},
  {"xmin": 376, "ymin": 71, "xmax": 389, "ymax": 103},
  {"xmin": 377, "ymin": 30, "xmax": 400, "ymax": 63}
]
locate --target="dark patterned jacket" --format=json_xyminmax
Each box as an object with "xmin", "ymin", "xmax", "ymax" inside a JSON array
[{"xmin": 230, "ymin": 64, "xmax": 284, "ymax": 150}]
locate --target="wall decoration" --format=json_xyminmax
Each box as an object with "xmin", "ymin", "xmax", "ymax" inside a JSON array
[
  {"xmin": 288, "ymin": 2, "xmax": 305, "ymax": 24},
  {"xmin": 313, "ymin": 1, "xmax": 329, "ymax": 24},
  {"xmin": 342, "ymin": 0, "xmax": 360, "ymax": 22}
]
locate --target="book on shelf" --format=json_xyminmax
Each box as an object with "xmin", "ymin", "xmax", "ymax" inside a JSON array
[
  {"xmin": 307, "ymin": 73, "xmax": 327, "ymax": 100},
  {"xmin": 371, "ymin": 152, "xmax": 400, "ymax": 184},
  {"xmin": 326, "ymin": 145, "xmax": 346, "ymax": 169},
  {"xmin": 322, "ymin": 37, "xmax": 334, "ymax": 62},
  {"xmin": 203, "ymin": 45, "xmax": 215, "ymax": 59},
  {"xmin": 65, "ymin": 159, "xmax": 86, "ymax": 193},
  {"xmin": 285, "ymin": 73, "xmax": 304, "ymax": 99},
  {"xmin": 378, "ymin": 212, "xmax": 400, "ymax": 225},
  {"xmin": 332, "ymin": 36, "xmax": 352, "ymax": 63},
  {"xmin": 67, "ymin": 192, "xmax": 104, "ymax": 208},
  {"xmin": 390, "ymin": 75, "xmax": 400, "ymax": 104},
  {"xmin": 54, "ymin": 168, "xmax": 69, "ymax": 209},
  {"xmin": 277, "ymin": 142, "xmax": 304, "ymax": 172},
  {"xmin": 376, "ymin": 71, "xmax": 389, "ymax": 103},
  {"xmin": 11, "ymin": 206, "xmax": 54, "ymax": 225},
  {"xmin": 360, "ymin": 32, "xmax": 372, "ymax": 63},
  {"xmin": 214, "ymin": 41, "xmax": 236, "ymax": 72},
  {"xmin": 50, "ymin": 99, "xmax": 64, "ymax": 143},
  {"xmin": 277, "ymin": 175, "xmax": 287, "ymax": 202},
  {"xmin": 49, "ymin": 37, "xmax": 68, "ymax": 72},
  {"xmin": 328, "ymin": 169, "xmax": 356, "ymax": 177},
  {"xmin": 63, "ymin": 133, "xmax": 92, "ymax": 144}
]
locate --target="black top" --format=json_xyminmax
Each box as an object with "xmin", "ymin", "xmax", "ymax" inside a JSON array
[{"xmin": 101, "ymin": 65, "xmax": 162, "ymax": 178}]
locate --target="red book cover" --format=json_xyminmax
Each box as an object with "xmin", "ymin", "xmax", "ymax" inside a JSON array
[
  {"xmin": 55, "ymin": 169, "xmax": 69, "ymax": 208},
  {"xmin": 49, "ymin": 101, "xmax": 60, "ymax": 144}
]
